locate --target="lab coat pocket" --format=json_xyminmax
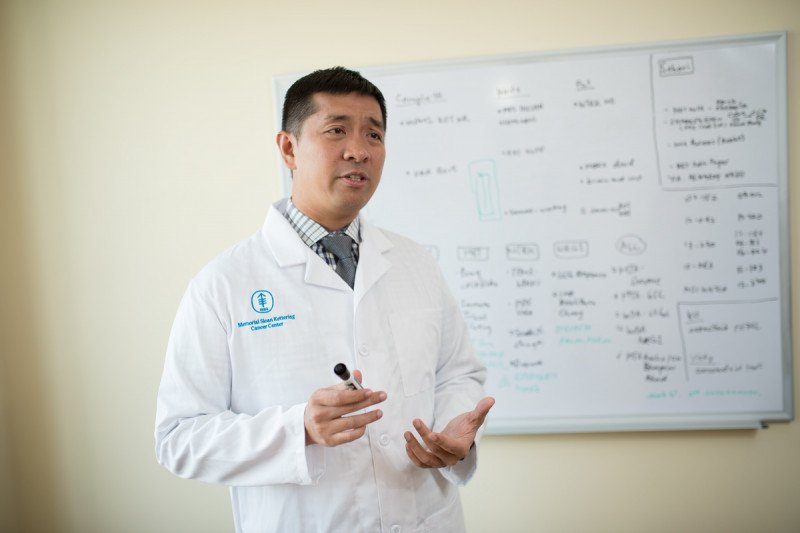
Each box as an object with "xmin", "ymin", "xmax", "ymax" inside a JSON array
[{"xmin": 389, "ymin": 308, "xmax": 441, "ymax": 397}]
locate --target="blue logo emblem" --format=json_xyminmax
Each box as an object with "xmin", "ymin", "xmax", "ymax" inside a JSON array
[{"xmin": 250, "ymin": 290, "xmax": 274, "ymax": 314}]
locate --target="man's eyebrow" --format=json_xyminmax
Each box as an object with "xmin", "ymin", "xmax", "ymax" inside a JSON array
[
  {"xmin": 368, "ymin": 116, "xmax": 385, "ymax": 131},
  {"xmin": 322, "ymin": 114, "xmax": 385, "ymax": 131},
  {"xmin": 322, "ymin": 114, "xmax": 351, "ymax": 123}
]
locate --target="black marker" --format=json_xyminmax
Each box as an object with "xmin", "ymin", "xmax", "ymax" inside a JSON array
[{"xmin": 333, "ymin": 363, "xmax": 363, "ymax": 390}]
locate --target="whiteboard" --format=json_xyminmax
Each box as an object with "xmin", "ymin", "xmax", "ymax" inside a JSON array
[{"xmin": 273, "ymin": 32, "xmax": 793, "ymax": 433}]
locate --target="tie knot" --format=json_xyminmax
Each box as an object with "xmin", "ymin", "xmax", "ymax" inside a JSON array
[{"xmin": 321, "ymin": 233, "xmax": 354, "ymax": 261}]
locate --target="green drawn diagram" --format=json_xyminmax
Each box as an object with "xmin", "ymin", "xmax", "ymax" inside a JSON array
[{"xmin": 469, "ymin": 159, "xmax": 502, "ymax": 221}]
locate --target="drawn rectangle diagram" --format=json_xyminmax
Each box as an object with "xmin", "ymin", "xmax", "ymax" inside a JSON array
[
  {"xmin": 457, "ymin": 246, "xmax": 490, "ymax": 261},
  {"xmin": 659, "ymin": 56, "xmax": 694, "ymax": 77},
  {"xmin": 553, "ymin": 240, "xmax": 589, "ymax": 259},
  {"xmin": 468, "ymin": 160, "xmax": 502, "ymax": 221},
  {"xmin": 506, "ymin": 243, "xmax": 540, "ymax": 261}
]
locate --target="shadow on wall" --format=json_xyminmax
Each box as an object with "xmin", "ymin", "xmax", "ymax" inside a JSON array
[{"xmin": 0, "ymin": 8, "xmax": 62, "ymax": 531}]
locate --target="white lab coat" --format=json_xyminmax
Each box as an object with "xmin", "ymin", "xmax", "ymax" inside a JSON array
[{"xmin": 155, "ymin": 198, "xmax": 487, "ymax": 533}]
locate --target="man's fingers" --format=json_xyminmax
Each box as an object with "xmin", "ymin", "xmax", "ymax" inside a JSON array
[
  {"xmin": 311, "ymin": 389, "xmax": 387, "ymax": 420},
  {"xmin": 304, "ymin": 380, "xmax": 387, "ymax": 447},
  {"xmin": 325, "ymin": 425, "xmax": 368, "ymax": 446},
  {"xmin": 404, "ymin": 431, "xmax": 446, "ymax": 468},
  {"xmin": 412, "ymin": 418, "xmax": 432, "ymax": 439},
  {"xmin": 306, "ymin": 401, "xmax": 384, "ymax": 431},
  {"xmin": 413, "ymin": 418, "xmax": 449, "ymax": 451},
  {"xmin": 329, "ymin": 409, "xmax": 383, "ymax": 434},
  {"xmin": 322, "ymin": 411, "xmax": 379, "ymax": 446},
  {"xmin": 412, "ymin": 419, "xmax": 459, "ymax": 464},
  {"xmin": 313, "ymin": 387, "xmax": 384, "ymax": 406},
  {"xmin": 426, "ymin": 432, "xmax": 461, "ymax": 456},
  {"xmin": 306, "ymin": 407, "xmax": 383, "ymax": 447},
  {"xmin": 401, "ymin": 398, "xmax": 496, "ymax": 465},
  {"xmin": 333, "ymin": 391, "xmax": 386, "ymax": 419},
  {"xmin": 404, "ymin": 433, "xmax": 427, "ymax": 468}
]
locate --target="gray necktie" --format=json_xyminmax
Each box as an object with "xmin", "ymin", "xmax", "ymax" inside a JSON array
[{"xmin": 321, "ymin": 233, "xmax": 357, "ymax": 288}]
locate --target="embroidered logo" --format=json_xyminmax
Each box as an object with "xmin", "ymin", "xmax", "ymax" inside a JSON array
[{"xmin": 250, "ymin": 290, "xmax": 274, "ymax": 314}]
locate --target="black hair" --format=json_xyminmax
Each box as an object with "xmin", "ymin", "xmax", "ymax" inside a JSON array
[{"xmin": 281, "ymin": 66, "xmax": 387, "ymax": 137}]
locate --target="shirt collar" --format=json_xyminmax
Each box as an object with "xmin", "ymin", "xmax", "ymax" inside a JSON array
[{"xmin": 285, "ymin": 197, "xmax": 361, "ymax": 247}]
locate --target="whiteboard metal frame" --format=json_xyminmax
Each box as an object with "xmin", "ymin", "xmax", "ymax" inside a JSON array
[{"xmin": 272, "ymin": 32, "xmax": 792, "ymax": 434}]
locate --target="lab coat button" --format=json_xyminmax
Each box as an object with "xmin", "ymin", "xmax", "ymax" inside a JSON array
[
  {"xmin": 379, "ymin": 433, "xmax": 390, "ymax": 446},
  {"xmin": 358, "ymin": 344, "xmax": 368, "ymax": 356},
  {"xmin": 390, "ymin": 526, "xmax": 401, "ymax": 533}
]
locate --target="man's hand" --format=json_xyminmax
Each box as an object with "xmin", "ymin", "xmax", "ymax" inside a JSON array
[
  {"xmin": 404, "ymin": 396, "xmax": 495, "ymax": 468},
  {"xmin": 304, "ymin": 370, "xmax": 387, "ymax": 446}
]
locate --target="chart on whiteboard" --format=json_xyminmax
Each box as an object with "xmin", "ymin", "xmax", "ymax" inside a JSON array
[{"xmin": 357, "ymin": 40, "xmax": 785, "ymax": 422}]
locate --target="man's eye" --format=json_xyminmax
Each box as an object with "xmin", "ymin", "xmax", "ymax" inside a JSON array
[
  {"xmin": 328, "ymin": 127, "xmax": 345, "ymax": 135},
  {"xmin": 370, "ymin": 132, "xmax": 383, "ymax": 142}
]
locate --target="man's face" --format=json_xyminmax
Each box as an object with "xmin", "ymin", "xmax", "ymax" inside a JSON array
[{"xmin": 280, "ymin": 92, "xmax": 386, "ymax": 230}]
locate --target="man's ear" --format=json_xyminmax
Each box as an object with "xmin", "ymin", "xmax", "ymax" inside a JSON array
[{"xmin": 276, "ymin": 131, "xmax": 298, "ymax": 171}]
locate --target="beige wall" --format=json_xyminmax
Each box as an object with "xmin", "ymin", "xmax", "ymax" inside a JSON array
[{"xmin": 1, "ymin": 0, "xmax": 798, "ymax": 531}]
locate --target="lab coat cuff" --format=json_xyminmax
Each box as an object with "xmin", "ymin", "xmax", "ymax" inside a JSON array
[
  {"xmin": 440, "ymin": 440, "xmax": 478, "ymax": 486},
  {"xmin": 290, "ymin": 402, "xmax": 325, "ymax": 485}
]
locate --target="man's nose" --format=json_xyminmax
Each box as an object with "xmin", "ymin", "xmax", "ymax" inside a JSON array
[{"xmin": 343, "ymin": 136, "xmax": 369, "ymax": 162}]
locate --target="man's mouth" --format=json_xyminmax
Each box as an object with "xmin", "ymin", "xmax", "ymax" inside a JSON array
[{"xmin": 341, "ymin": 172, "xmax": 368, "ymax": 182}]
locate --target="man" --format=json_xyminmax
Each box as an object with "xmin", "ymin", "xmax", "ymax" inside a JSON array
[{"xmin": 155, "ymin": 67, "xmax": 494, "ymax": 532}]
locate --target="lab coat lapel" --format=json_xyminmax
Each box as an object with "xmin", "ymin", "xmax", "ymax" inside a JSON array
[
  {"xmin": 354, "ymin": 221, "xmax": 393, "ymax": 307},
  {"xmin": 304, "ymin": 252, "xmax": 349, "ymax": 290},
  {"xmin": 263, "ymin": 202, "xmax": 348, "ymax": 291}
]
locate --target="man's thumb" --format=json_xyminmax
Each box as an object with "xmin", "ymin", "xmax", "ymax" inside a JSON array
[{"xmin": 472, "ymin": 396, "xmax": 495, "ymax": 423}]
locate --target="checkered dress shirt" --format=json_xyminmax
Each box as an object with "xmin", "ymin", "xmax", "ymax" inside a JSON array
[{"xmin": 284, "ymin": 198, "xmax": 361, "ymax": 270}]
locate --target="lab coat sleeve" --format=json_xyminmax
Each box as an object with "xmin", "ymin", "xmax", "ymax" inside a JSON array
[
  {"xmin": 154, "ymin": 277, "xmax": 324, "ymax": 487},
  {"xmin": 429, "ymin": 264, "xmax": 488, "ymax": 486}
]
